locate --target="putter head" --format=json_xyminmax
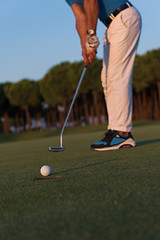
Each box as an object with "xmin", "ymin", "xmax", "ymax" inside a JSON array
[{"xmin": 48, "ymin": 146, "xmax": 64, "ymax": 152}]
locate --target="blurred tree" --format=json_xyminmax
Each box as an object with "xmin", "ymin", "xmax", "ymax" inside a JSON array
[
  {"xmin": 0, "ymin": 83, "xmax": 10, "ymax": 133},
  {"xmin": 39, "ymin": 61, "xmax": 83, "ymax": 127},
  {"xmin": 1, "ymin": 48, "xmax": 160, "ymax": 132},
  {"xmin": 133, "ymin": 49, "xmax": 160, "ymax": 119},
  {"xmin": 80, "ymin": 58, "xmax": 103, "ymax": 124},
  {"xmin": 5, "ymin": 79, "xmax": 40, "ymax": 131}
]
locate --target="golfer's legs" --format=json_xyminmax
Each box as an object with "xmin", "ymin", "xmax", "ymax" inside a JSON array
[{"xmin": 101, "ymin": 7, "xmax": 141, "ymax": 132}]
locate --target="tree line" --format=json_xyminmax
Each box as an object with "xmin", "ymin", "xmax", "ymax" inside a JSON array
[{"xmin": 0, "ymin": 48, "xmax": 160, "ymax": 133}]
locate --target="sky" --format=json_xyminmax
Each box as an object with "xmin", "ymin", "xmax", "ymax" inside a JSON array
[{"xmin": 0, "ymin": 0, "xmax": 160, "ymax": 83}]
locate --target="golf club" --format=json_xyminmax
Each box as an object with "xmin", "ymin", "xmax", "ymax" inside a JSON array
[{"xmin": 49, "ymin": 66, "xmax": 87, "ymax": 152}]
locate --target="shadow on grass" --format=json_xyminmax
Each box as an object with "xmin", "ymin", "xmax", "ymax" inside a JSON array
[
  {"xmin": 34, "ymin": 159, "xmax": 116, "ymax": 180},
  {"xmin": 51, "ymin": 138, "xmax": 160, "ymax": 177},
  {"xmin": 54, "ymin": 159, "xmax": 116, "ymax": 175},
  {"xmin": 34, "ymin": 138, "xmax": 160, "ymax": 181},
  {"xmin": 136, "ymin": 138, "xmax": 160, "ymax": 147}
]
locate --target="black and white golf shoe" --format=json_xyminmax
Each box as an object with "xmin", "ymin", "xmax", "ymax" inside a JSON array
[{"xmin": 91, "ymin": 130, "xmax": 136, "ymax": 151}]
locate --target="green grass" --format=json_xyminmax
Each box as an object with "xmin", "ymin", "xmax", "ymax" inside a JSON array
[
  {"xmin": 0, "ymin": 121, "xmax": 160, "ymax": 240},
  {"xmin": 0, "ymin": 120, "xmax": 159, "ymax": 143}
]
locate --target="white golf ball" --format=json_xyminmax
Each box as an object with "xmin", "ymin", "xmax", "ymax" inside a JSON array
[{"xmin": 40, "ymin": 165, "xmax": 51, "ymax": 176}]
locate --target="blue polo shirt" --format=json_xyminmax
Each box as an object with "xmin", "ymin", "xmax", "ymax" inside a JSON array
[{"xmin": 66, "ymin": 0, "xmax": 127, "ymax": 22}]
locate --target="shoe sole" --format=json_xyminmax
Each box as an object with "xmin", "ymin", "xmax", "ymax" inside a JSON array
[{"xmin": 92, "ymin": 138, "xmax": 136, "ymax": 151}]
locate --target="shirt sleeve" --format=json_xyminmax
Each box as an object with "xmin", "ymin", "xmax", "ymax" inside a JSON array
[{"xmin": 65, "ymin": 0, "xmax": 83, "ymax": 7}]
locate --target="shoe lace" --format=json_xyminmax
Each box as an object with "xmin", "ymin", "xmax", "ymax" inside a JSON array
[{"xmin": 102, "ymin": 130, "xmax": 116, "ymax": 142}]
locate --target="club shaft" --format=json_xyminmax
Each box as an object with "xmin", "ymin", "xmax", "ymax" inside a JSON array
[{"xmin": 60, "ymin": 66, "xmax": 87, "ymax": 148}]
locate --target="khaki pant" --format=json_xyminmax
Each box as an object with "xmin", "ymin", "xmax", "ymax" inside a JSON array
[{"xmin": 101, "ymin": 6, "xmax": 142, "ymax": 132}]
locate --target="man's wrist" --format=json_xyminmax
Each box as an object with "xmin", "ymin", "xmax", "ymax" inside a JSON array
[{"xmin": 86, "ymin": 29, "xmax": 96, "ymax": 36}]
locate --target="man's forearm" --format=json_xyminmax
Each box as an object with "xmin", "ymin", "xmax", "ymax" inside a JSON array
[
  {"xmin": 84, "ymin": 0, "xmax": 99, "ymax": 31},
  {"xmin": 71, "ymin": 4, "xmax": 87, "ymax": 49},
  {"xmin": 76, "ymin": 14, "xmax": 87, "ymax": 49}
]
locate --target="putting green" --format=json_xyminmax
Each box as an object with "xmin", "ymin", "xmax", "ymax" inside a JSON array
[{"xmin": 0, "ymin": 121, "xmax": 159, "ymax": 240}]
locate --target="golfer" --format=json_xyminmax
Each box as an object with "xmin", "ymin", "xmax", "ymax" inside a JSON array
[{"xmin": 66, "ymin": 0, "xmax": 142, "ymax": 151}]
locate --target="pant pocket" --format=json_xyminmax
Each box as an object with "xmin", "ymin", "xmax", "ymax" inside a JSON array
[{"xmin": 120, "ymin": 8, "xmax": 141, "ymax": 29}]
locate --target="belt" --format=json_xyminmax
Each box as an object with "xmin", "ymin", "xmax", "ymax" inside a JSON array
[{"xmin": 103, "ymin": 1, "xmax": 133, "ymax": 28}]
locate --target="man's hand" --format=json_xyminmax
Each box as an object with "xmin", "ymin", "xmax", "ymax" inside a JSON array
[
  {"xmin": 82, "ymin": 46, "xmax": 97, "ymax": 66},
  {"xmin": 82, "ymin": 35, "xmax": 99, "ymax": 66},
  {"xmin": 86, "ymin": 35, "xmax": 100, "ymax": 53}
]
